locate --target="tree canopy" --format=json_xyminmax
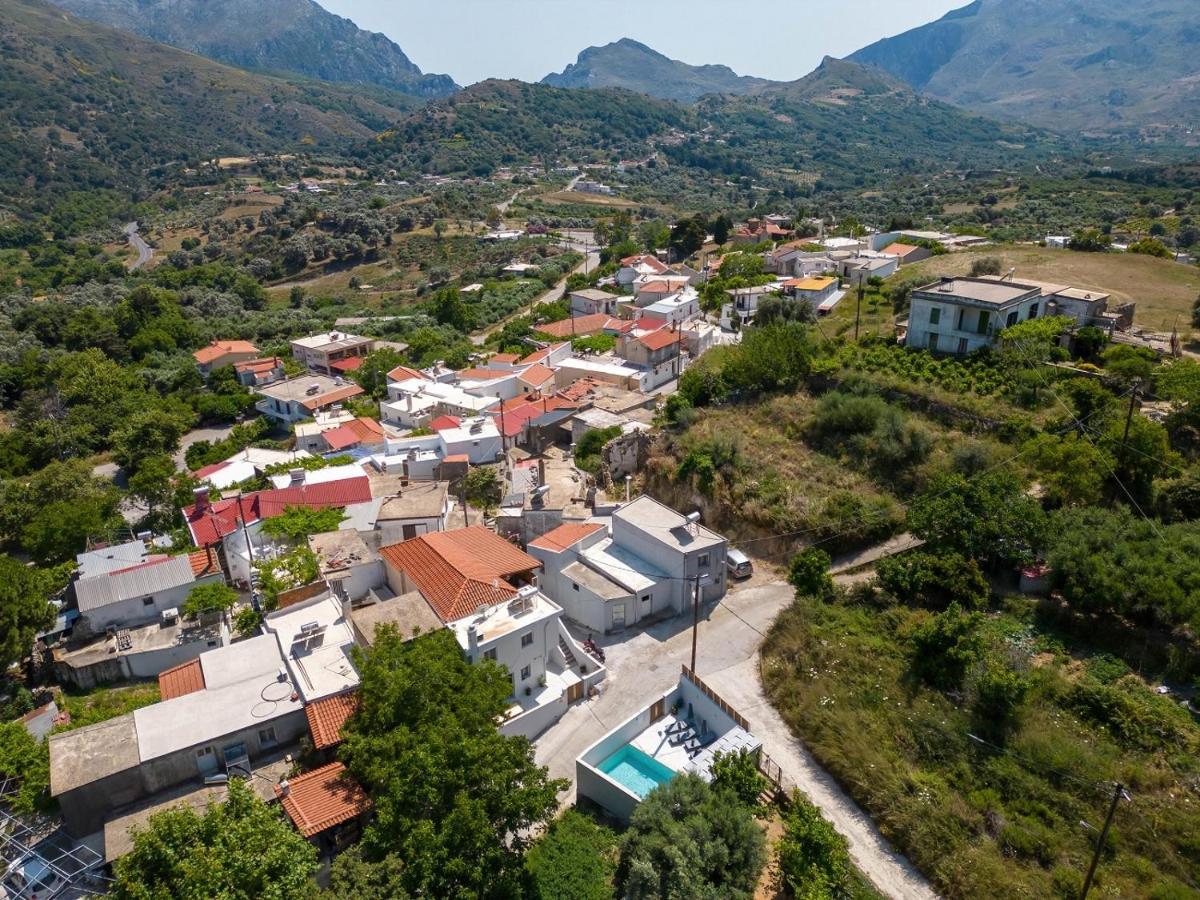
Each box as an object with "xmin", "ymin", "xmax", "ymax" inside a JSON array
[
  {"xmin": 524, "ymin": 810, "xmax": 617, "ymax": 900},
  {"xmin": 113, "ymin": 779, "xmax": 317, "ymax": 900},
  {"xmin": 0, "ymin": 555, "xmax": 62, "ymax": 671},
  {"xmin": 339, "ymin": 627, "xmax": 566, "ymax": 899}
]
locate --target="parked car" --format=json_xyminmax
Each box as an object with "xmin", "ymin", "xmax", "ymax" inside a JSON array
[{"xmin": 726, "ymin": 548, "xmax": 752, "ymax": 579}]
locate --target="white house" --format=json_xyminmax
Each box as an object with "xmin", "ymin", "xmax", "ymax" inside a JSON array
[
  {"xmin": 254, "ymin": 375, "xmax": 364, "ymax": 424},
  {"xmin": 570, "ymin": 289, "xmax": 621, "ymax": 317},
  {"xmin": 74, "ymin": 552, "xmax": 225, "ymax": 635},
  {"xmin": 381, "ymin": 378, "xmax": 501, "ymax": 429},
  {"xmin": 529, "ymin": 497, "xmax": 728, "ymax": 634},
  {"xmin": 290, "ymin": 332, "xmax": 374, "ymax": 376}
]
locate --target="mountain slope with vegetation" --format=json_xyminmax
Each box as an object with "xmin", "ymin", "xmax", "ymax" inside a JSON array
[
  {"xmin": 0, "ymin": 0, "xmax": 415, "ymax": 222},
  {"xmin": 53, "ymin": 0, "xmax": 457, "ymax": 97},
  {"xmin": 849, "ymin": 0, "xmax": 1200, "ymax": 140},
  {"xmin": 542, "ymin": 38, "xmax": 775, "ymax": 103}
]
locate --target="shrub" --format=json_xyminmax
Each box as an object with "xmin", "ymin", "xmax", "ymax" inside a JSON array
[
  {"xmin": 525, "ymin": 810, "xmax": 616, "ymax": 900},
  {"xmin": 876, "ymin": 551, "xmax": 989, "ymax": 610},
  {"xmin": 910, "ymin": 603, "xmax": 985, "ymax": 691},
  {"xmin": 181, "ymin": 582, "xmax": 238, "ymax": 618},
  {"xmin": 788, "ymin": 548, "xmax": 833, "ymax": 598},
  {"xmin": 709, "ymin": 749, "xmax": 768, "ymax": 811},
  {"xmin": 776, "ymin": 792, "xmax": 853, "ymax": 898}
]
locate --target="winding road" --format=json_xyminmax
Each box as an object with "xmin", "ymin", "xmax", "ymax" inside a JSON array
[{"xmin": 123, "ymin": 221, "xmax": 153, "ymax": 270}]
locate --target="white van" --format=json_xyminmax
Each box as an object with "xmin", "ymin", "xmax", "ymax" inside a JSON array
[{"xmin": 726, "ymin": 548, "xmax": 753, "ymax": 580}]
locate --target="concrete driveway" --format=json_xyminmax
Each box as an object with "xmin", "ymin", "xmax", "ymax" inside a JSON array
[{"xmin": 533, "ymin": 570, "xmax": 937, "ymax": 900}]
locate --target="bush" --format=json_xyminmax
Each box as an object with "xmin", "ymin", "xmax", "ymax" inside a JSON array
[
  {"xmin": 910, "ymin": 603, "xmax": 985, "ymax": 691},
  {"xmin": 875, "ymin": 551, "xmax": 989, "ymax": 610},
  {"xmin": 525, "ymin": 810, "xmax": 616, "ymax": 900},
  {"xmin": 776, "ymin": 792, "xmax": 853, "ymax": 899},
  {"xmin": 181, "ymin": 582, "xmax": 238, "ymax": 618},
  {"xmin": 709, "ymin": 749, "xmax": 767, "ymax": 811},
  {"xmin": 968, "ymin": 256, "xmax": 1003, "ymax": 277},
  {"xmin": 788, "ymin": 548, "xmax": 833, "ymax": 598}
]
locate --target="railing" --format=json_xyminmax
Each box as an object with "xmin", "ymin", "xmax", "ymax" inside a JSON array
[{"xmin": 680, "ymin": 664, "xmax": 749, "ymax": 732}]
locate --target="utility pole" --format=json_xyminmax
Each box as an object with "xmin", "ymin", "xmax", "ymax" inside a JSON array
[
  {"xmin": 1117, "ymin": 383, "xmax": 1140, "ymax": 472},
  {"xmin": 689, "ymin": 574, "xmax": 701, "ymax": 672},
  {"xmin": 854, "ymin": 273, "xmax": 865, "ymax": 342},
  {"xmin": 1081, "ymin": 783, "xmax": 1126, "ymax": 900}
]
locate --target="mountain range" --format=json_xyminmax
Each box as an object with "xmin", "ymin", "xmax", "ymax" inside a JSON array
[
  {"xmin": 542, "ymin": 38, "xmax": 774, "ymax": 103},
  {"xmin": 849, "ymin": 0, "xmax": 1200, "ymax": 139},
  {"xmin": 0, "ymin": 0, "xmax": 417, "ymax": 211},
  {"xmin": 51, "ymin": 0, "xmax": 458, "ymax": 97}
]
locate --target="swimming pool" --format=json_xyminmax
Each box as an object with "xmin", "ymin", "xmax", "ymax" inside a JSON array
[{"xmin": 598, "ymin": 744, "xmax": 677, "ymax": 798}]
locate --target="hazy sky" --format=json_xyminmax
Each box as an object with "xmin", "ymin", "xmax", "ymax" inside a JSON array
[{"xmin": 319, "ymin": 0, "xmax": 966, "ymax": 85}]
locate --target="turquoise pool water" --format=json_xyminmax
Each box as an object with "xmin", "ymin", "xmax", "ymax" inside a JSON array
[{"xmin": 598, "ymin": 745, "xmax": 677, "ymax": 798}]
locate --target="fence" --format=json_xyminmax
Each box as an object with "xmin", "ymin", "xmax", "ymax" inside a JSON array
[{"xmin": 679, "ymin": 664, "xmax": 750, "ymax": 732}]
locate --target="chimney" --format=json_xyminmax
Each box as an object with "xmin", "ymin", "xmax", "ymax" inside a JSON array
[
  {"xmin": 278, "ymin": 779, "xmax": 290, "ymax": 798},
  {"xmin": 289, "ymin": 468, "xmax": 306, "ymax": 486},
  {"xmin": 538, "ymin": 458, "xmax": 546, "ymax": 486},
  {"xmin": 467, "ymin": 623, "xmax": 479, "ymax": 653},
  {"xmin": 193, "ymin": 487, "xmax": 210, "ymax": 511}
]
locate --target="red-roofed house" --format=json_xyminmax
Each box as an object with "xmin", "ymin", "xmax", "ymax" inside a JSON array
[
  {"xmin": 328, "ymin": 356, "xmax": 365, "ymax": 374},
  {"xmin": 618, "ymin": 254, "xmax": 669, "ymax": 285},
  {"xmin": 276, "ymin": 761, "xmax": 372, "ymax": 842},
  {"xmin": 386, "ymin": 364, "xmax": 427, "ymax": 383},
  {"xmin": 304, "ymin": 692, "xmax": 360, "ymax": 751},
  {"xmin": 233, "ymin": 357, "xmax": 286, "ymax": 387},
  {"xmin": 519, "ymin": 342, "xmax": 571, "ymax": 367},
  {"xmin": 879, "ymin": 242, "xmax": 932, "ymax": 265},
  {"xmin": 428, "ymin": 414, "xmax": 461, "ymax": 432},
  {"xmin": 254, "ymin": 375, "xmax": 365, "ymax": 424},
  {"xmin": 536, "ymin": 315, "xmax": 633, "ymax": 340},
  {"xmin": 517, "ymin": 363, "xmax": 556, "ymax": 392},
  {"xmin": 318, "ymin": 417, "xmax": 385, "ymax": 453},
  {"xmin": 193, "ymin": 340, "xmax": 260, "ymax": 375},
  {"xmin": 615, "ymin": 328, "xmax": 682, "ymax": 390},
  {"xmin": 379, "ymin": 527, "xmax": 540, "ymax": 623},
  {"xmin": 158, "ymin": 659, "xmax": 205, "ymax": 701}
]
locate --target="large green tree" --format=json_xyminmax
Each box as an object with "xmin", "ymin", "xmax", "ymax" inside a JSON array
[
  {"xmin": 776, "ymin": 793, "xmax": 854, "ymax": 900},
  {"xmin": 113, "ymin": 778, "xmax": 317, "ymax": 900},
  {"xmin": 340, "ymin": 628, "xmax": 566, "ymax": 899},
  {"xmin": 616, "ymin": 774, "xmax": 765, "ymax": 900},
  {"xmin": 525, "ymin": 810, "xmax": 616, "ymax": 900}
]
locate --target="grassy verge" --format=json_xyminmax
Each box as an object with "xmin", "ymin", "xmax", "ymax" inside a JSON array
[{"xmin": 761, "ymin": 591, "xmax": 1200, "ymax": 899}]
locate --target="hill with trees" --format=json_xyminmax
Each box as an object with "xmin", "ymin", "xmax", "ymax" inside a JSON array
[
  {"xmin": 53, "ymin": 0, "xmax": 457, "ymax": 97},
  {"xmin": 0, "ymin": 0, "xmax": 417, "ymax": 221},
  {"xmin": 848, "ymin": 0, "xmax": 1200, "ymax": 141}
]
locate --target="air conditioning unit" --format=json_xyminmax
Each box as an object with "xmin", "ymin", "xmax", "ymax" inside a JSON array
[{"xmin": 161, "ymin": 608, "xmax": 179, "ymax": 626}]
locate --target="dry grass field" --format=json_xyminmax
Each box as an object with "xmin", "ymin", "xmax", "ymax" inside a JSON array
[{"xmin": 902, "ymin": 246, "xmax": 1200, "ymax": 335}]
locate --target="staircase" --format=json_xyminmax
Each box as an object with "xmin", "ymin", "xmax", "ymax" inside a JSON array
[{"xmin": 557, "ymin": 636, "xmax": 577, "ymax": 669}]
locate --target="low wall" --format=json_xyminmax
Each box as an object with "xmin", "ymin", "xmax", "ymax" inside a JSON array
[{"xmin": 499, "ymin": 691, "xmax": 567, "ymax": 741}]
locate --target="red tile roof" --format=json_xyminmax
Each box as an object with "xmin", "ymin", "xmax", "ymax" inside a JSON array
[
  {"xmin": 636, "ymin": 281, "xmax": 673, "ymax": 294},
  {"xmin": 183, "ymin": 478, "xmax": 373, "ymax": 546},
  {"xmin": 519, "ymin": 342, "xmax": 569, "ymax": 366},
  {"xmin": 387, "ymin": 365, "xmax": 427, "ymax": 383},
  {"xmin": 188, "ymin": 547, "xmax": 221, "ymax": 577},
  {"xmin": 429, "ymin": 415, "xmax": 461, "ymax": 432},
  {"xmin": 322, "ymin": 417, "xmax": 385, "ymax": 451},
  {"xmin": 620, "ymin": 254, "xmax": 669, "ymax": 274},
  {"xmin": 329, "ymin": 356, "xmax": 365, "ymax": 373},
  {"xmin": 193, "ymin": 340, "xmax": 259, "ymax": 365},
  {"xmin": 528, "ymin": 522, "xmax": 605, "ymax": 553},
  {"xmin": 633, "ymin": 316, "xmax": 668, "ymax": 331},
  {"xmin": 276, "ymin": 762, "xmax": 372, "ymax": 838},
  {"xmin": 305, "ymin": 692, "xmax": 359, "ymax": 750},
  {"xmin": 537, "ymin": 315, "xmax": 632, "ymax": 339},
  {"xmin": 378, "ymin": 527, "xmax": 541, "ymax": 623},
  {"xmin": 233, "ymin": 357, "xmax": 283, "ymax": 374},
  {"xmin": 191, "ymin": 460, "xmax": 231, "ymax": 479},
  {"xmin": 300, "ymin": 384, "xmax": 363, "ymax": 411},
  {"xmin": 456, "ymin": 367, "xmax": 509, "ymax": 382},
  {"xmin": 639, "ymin": 329, "xmax": 681, "ymax": 351},
  {"xmin": 490, "ymin": 353, "xmax": 519, "ymax": 364},
  {"xmin": 158, "ymin": 659, "xmax": 206, "ymax": 701},
  {"xmin": 518, "ymin": 363, "xmax": 556, "ymax": 389},
  {"xmin": 881, "ymin": 243, "xmax": 921, "ymax": 257}
]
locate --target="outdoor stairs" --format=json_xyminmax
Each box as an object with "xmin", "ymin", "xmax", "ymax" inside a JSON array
[{"xmin": 557, "ymin": 637, "xmax": 578, "ymax": 669}]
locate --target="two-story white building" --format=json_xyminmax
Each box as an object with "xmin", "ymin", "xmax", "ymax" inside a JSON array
[
  {"xmin": 530, "ymin": 497, "xmax": 728, "ymax": 634},
  {"xmin": 907, "ymin": 277, "xmax": 1050, "ymax": 355}
]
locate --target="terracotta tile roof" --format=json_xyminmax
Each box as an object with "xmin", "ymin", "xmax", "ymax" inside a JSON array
[
  {"xmin": 442, "ymin": 454, "xmax": 469, "ymax": 463},
  {"xmin": 276, "ymin": 762, "xmax": 371, "ymax": 838},
  {"xmin": 490, "ymin": 353, "xmax": 519, "ymax": 364},
  {"xmin": 300, "ymin": 384, "xmax": 363, "ymax": 411},
  {"xmin": 329, "ymin": 356, "xmax": 365, "ymax": 373},
  {"xmin": 528, "ymin": 522, "xmax": 605, "ymax": 553},
  {"xmin": 191, "ymin": 460, "xmax": 231, "ymax": 479},
  {"xmin": 636, "ymin": 281, "xmax": 673, "ymax": 294},
  {"xmin": 456, "ymin": 367, "xmax": 509, "ymax": 382},
  {"xmin": 305, "ymin": 692, "xmax": 359, "ymax": 750},
  {"xmin": 639, "ymin": 329, "xmax": 681, "ymax": 351},
  {"xmin": 183, "ymin": 478, "xmax": 373, "ymax": 546},
  {"xmin": 784, "ymin": 276, "xmax": 837, "ymax": 291},
  {"xmin": 387, "ymin": 365, "xmax": 427, "ymax": 383},
  {"xmin": 158, "ymin": 659, "xmax": 205, "ymax": 701},
  {"xmin": 233, "ymin": 357, "xmax": 283, "ymax": 374},
  {"xmin": 519, "ymin": 343, "xmax": 569, "ymax": 365},
  {"xmin": 429, "ymin": 415, "xmax": 461, "ymax": 432},
  {"xmin": 633, "ymin": 316, "xmax": 669, "ymax": 331},
  {"xmin": 881, "ymin": 243, "xmax": 921, "ymax": 257},
  {"xmin": 193, "ymin": 340, "xmax": 259, "ymax": 365},
  {"xmin": 620, "ymin": 254, "xmax": 669, "ymax": 273},
  {"xmin": 187, "ymin": 547, "xmax": 221, "ymax": 577},
  {"xmin": 378, "ymin": 526, "xmax": 541, "ymax": 623},
  {"xmin": 323, "ymin": 417, "xmax": 385, "ymax": 451},
  {"xmin": 518, "ymin": 363, "xmax": 556, "ymax": 389},
  {"xmin": 536, "ymin": 315, "xmax": 631, "ymax": 339}
]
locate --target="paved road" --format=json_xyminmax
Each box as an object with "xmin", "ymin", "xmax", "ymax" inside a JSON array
[
  {"xmin": 123, "ymin": 222, "xmax": 153, "ymax": 270},
  {"xmin": 173, "ymin": 423, "xmax": 236, "ymax": 470},
  {"xmin": 535, "ymin": 562, "xmax": 936, "ymax": 900}
]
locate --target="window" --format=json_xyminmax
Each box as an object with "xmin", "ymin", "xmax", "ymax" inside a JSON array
[
  {"xmin": 697, "ymin": 553, "xmax": 710, "ymax": 570},
  {"xmin": 976, "ymin": 311, "xmax": 990, "ymax": 335},
  {"xmin": 142, "ymin": 597, "xmax": 155, "ymax": 606},
  {"xmin": 520, "ymin": 665, "xmax": 531, "ymax": 681},
  {"xmin": 521, "ymin": 632, "xmax": 533, "ymax": 648},
  {"xmin": 640, "ymin": 593, "xmax": 651, "ymax": 604},
  {"xmin": 258, "ymin": 727, "xmax": 277, "ymax": 748},
  {"xmin": 196, "ymin": 746, "xmax": 213, "ymax": 759},
  {"xmin": 929, "ymin": 307, "xmax": 941, "ymax": 325},
  {"xmin": 1028, "ymin": 303, "xmax": 1039, "ymax": 320},
  {"xmin": 1006, "ymin": 311, "xmax": 1018, "ymax": 327},
  {"xmin": 928, "ymin": 333, "xmax": 939, "ymax": 351},
  {"xmin": 483, "ymin": 648, "xmax": 497, "ymax": 661},
  {"xmin": 571, "ymin": 582, "xmax": 579, "ymax": 592},
  {"xmin": 958, "ymin": 338, "xmax": 969, "ymax": 354}
]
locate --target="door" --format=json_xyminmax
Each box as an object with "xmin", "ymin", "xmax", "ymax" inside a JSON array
[
  {"xmin": 402, "ymin": 523, "xmax": 419, "ymax": 540},
  {"xmin": 650, "ymin": 698, "xmax": 666, "ymax": 722},
  {"xmin": 611, "ymin": 604, "xmax": 626, "ymax": 632},
  {"xmin": 567, "ymin": 682, "xmax": 583, "ymax": 704},
  {"xmin": 195, "ymin": 746, "xmax": 218, "ymax": 776}
]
